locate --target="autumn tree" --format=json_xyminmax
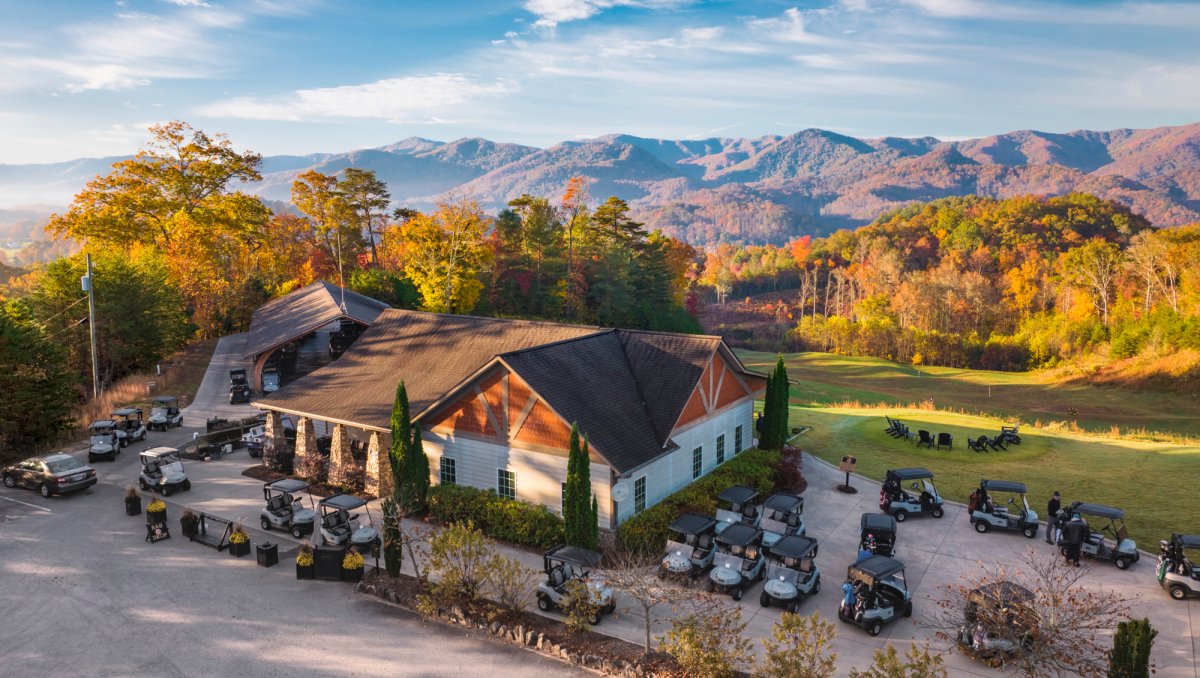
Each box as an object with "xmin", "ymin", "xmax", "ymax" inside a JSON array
[
  {"xmin": 338, "ymin": 167, "xmax": 391, "ymax": 264},
  {"xmin": 658, "ymin": 594, "xmax": 755, "ymax": 677},
  {"xmin": 848, "ymin": 643, "xmax": 947, "ymax": 678},
  {"xmin": 291, "ymin": 170, "xmax": 357, "ymax": 282},
  {"xmin": 1061, "ymin": 239, "xmax": 1124, "ymax": 327},
  {"xmin": 603, "ymin": 551, "xmax": 697, "ymax": 654},
  {"xmin": 760, "ymin": 611, "xmax": 838, "ymax": 678},
  {"xmin": 399, "ymin": 196, "xmax": 492, "ymax": 313}
]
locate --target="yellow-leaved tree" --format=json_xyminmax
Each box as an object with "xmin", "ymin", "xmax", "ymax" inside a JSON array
[{"xmin": 398, "ymin": 197, "xmax": 492, "ymax": 313}]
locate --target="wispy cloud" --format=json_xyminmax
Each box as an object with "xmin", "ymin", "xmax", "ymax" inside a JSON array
[
  {"xmin": 523, "ymin": 0, "xmax": 692, "ymax": 28},
  {"xmin": 901, "ymin": 0, "xmax": 1200, "ymax": 26}
]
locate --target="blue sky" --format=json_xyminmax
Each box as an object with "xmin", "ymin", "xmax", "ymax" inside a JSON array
[{"xmin": 1, "ymin": 0, "xmax": 1198, "ymax": 163}]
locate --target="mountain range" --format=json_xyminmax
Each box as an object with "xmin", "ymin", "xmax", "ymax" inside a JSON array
[{"xmin": 2, "ymin": 122, "xmax": 1199, "ymax": 248}]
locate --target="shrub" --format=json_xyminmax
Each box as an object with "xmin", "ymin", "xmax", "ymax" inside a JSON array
[
  {"xmin": 659, "ymin": 596, "xmax": 755, "ymax": 677},
  {"xmin": 617, "ymin": 448, "xmax": 780, "ymax": 554},
  {"xmin": 487, "ymin": 555, "xmax": 539, "ymax": 614},
  {"xmin": 761, "ymin": 611, "xmax": 838, "ymax": 678},
  {"xmin": 427, "ymin": 484, "xmax": 564, "ymax": 550},
  {"xmin": 1108, "ymin": 617, "xmax": 1156, "ymax": 678}
]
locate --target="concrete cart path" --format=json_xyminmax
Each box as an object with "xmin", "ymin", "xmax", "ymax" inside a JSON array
[{"xmin": 181, "ymin": 333, "xmax": 258, "ymax": 427}]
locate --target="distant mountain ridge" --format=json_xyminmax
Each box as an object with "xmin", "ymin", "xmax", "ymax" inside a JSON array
[{"xmin": 2, "ymin": 122, "xmax": 1198, "ymax": 247}]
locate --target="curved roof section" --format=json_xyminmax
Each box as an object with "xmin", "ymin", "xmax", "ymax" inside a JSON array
[{"xmin": 243, "ymin": 281, "xmax": 390, "ymax": 359}]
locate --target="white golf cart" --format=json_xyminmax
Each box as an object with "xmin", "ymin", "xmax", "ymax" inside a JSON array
[
  {"xmin": 88, "ymin": 420, "xmax": 120, "ymax": 463},
  {"xmin": 838, "ymin": 555, "xmax": 912, "ymax": 636},
  {"xmin": 760, "ymin": 534, "xmax": 820, "ymax": 612},
  {"xmin": 536, "ymin": 545, "xmax": 615, "ymax": 624},
  {"xmin": 260, "ymin": 478, "xmax": 316, "ymax": 538},
  {"xmin": 760, "ymin": 492, "xmax": 805, "ymax": 548},
  {"xmin": 880, "ymin": 468, "xmax": 944, "ymax": 521},
  {"xmin": 714, "ymin": 485, "xmax": 762, "ymax": 535},
  {"xmin": 148, "ymin": 396, "xmax": 183, "ymax": 431},
  {"xmin": 138, "ymin": 447, "xmax": 191, "ymax": 496},
  {"xmin": 111, "ymin": 407, "xmax": 148, "ymax": 446},
  {"xmin": 318, "ymin": 494, "xmax": 380, "ymax": 550},
  {"xmin": 970, "ymin": 479, "xmax": 1038, "ymax": 538}
]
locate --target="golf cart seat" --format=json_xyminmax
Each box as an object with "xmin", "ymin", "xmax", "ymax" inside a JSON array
[
  {"xmin": 992, "ymin": 506, "xmax": 1009, "ymax": 519},
  {"xmin": 799, "ymin": 557, "xmax": 814, "ymax": 574},
  {"xmin": 697, "ymin": 533, "xmax": 713, "ymax": 550},
  {"xmin": 144, "ymin": 462, "xmax": 160, "ymax": 478},
  {"xmin": 1088, "ymin": 531, "xmax": 1104, "ymax": 546},
  {"xmin": 323, "ymin": 513, "xmax": 351, "ymax": 539},
  {"xmin": 267, "ymin": 495, "xmax": 289, "ymax": 513},
  {"xmin": 549, "ymin": 567, "xmax": 566, "ymax": 589},
  {"xmin": 742, "ymin": 504, "xmax": 758, "ymax": 519}
]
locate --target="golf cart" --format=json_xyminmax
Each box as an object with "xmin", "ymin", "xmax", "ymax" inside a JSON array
[
  {"xmin": 148, "ymin": 396, "xmax": 183, "ymax": 430},
  {"xmin": 860, "ymin": 513, "xmax": 898, "ymax": 558},
  {"xmin": 1158, "ymin": 534, "xmax": 1200, "ymax": 600},
  {"xmin": 707, "ymin": 523, "xmax": 765, "ymax": 601},
  {"xmin": 760, "ymin": 492, "xmax": 806, "ymax": 548},
  {"xmin": 759, "ymin": 534, "xmax": 820, "ymax": 612},
  {"xmin": 261, "ymin": 366, "xmax": 281, "ymax": 393},
  {"xmin": 880, "ymin": 468, "xmax": 944, "ymax": 521},
  {"xmin": 536, "ymin": 545, "xmax": 615, "ymax": 624},
  {"xmin": 111, "ymin": 408, "xmax": 147, "ymax": 446},
  {"xmin": 956, "ymin": 582, "xmax": 1037, "ymax": 659},
  {"xmin": 229, "ymin": 368, "xmax": 251, "ymax": 404},
  {"xmin": 1059, "ymin": 502, "xmax": 1140, "ymax": 569},
  {"xmin": 838, "ymin": 555, "xmax": 912, "ymax": 636},
  {"xmin": 88, "ymin": 420, "xmax": 120, "ymax": 462},
  {"xmin": 970, "ymin": 480, "xmax": 1038, "ymax": 538},
  {"xmin": 659, "ymin": 512, "xmax": 718, "ymax": 583},
  {"xmin": 260, "ymin": 478, "xmax": 316, "ymax": 538},
  {"xmin": 318, "ymin": 494, "xmax": 380, "ymax": 550},
  {"xmin": 714, "ymin": 485, "xmax": 762, "ymax": 535},
  {"xmin": 138, "ymin": 447, "xmax": 190, "ymax": 496}
]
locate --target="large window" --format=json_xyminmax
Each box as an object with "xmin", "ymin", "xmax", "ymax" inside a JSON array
[
  {"xmin": 716, "ymin": 434, "xmax": 726, "ymax": 464},
  {"xmin": 735, "ymin": 425, "xmax": 744, "ymax": 454},
  {"xmin": 692, "ymin": 446, "xmax": 703, "ymax": 479},
  {"xmin": 497, "ymin": 469, "xmax": 516, "ymax": 500},
  {"xmin": 439, "ymin": 457, "xmax": 456, "ymax": 485},
  {"xmin": 634, "ymin": 476, "xmax": 646, "ymax": 514}
]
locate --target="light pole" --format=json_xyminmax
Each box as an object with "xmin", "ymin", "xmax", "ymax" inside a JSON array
[{"xmin": 82, "ymin": 253, "xmax": 100, "ymax": 397}]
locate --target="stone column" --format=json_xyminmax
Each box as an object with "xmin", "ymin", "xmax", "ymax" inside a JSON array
[
  {"xmin": 262, "ymin": 411, "xmax": 285, "ymax": 471},
  {"xmin": 364, "ymin": 431, "xmax": 391, "ymax": 500},
  {"xmin": 327, "ymin": 423, "xmax": 356, "ymax": 490},
  {"xmin": 294, "ymin": 417, "xmax": 325, "ymax": 482}
]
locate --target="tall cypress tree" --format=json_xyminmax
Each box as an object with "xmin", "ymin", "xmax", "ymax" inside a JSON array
[
  {"xmin": 772, "ymin": 356, "xmax": 791, "ymax": 447},
  {"xmin": 407, "ymin": 423, "xmax": 430, "ymax": 513},
  {"xmin": 388, "ymin": 381, "xmax": 411, "ymax": 501},
  {"xmin": 563, "ymin": 423, "xmax": 596, "ymax": 549}
]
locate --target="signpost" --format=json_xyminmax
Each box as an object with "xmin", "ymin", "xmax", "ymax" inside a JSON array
[{"xmin": 837, "ymin": 455, "xmax": 858, "ymax": 494}]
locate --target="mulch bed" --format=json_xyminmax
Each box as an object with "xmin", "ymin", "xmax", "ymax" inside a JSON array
[{"xmin": 241, "ymin": 464, "xmax": 374, "ymax": 501}]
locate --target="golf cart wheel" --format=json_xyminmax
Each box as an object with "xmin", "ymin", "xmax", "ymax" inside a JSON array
[
  {"xmin": 894, "ymin": 510, "xmax": 907, "ymax": 522},
  {"xmin": 837, "ymin": 607, "xmax": 850, "ymax": 623},
  {"xmin": 182, "ymin": 480, "xmax": 191, "ymax": 491},
  {"xmin": 932, "ymin": 507, "xmax": 944, "ymax": 519},
  {"xmin": 867, "ymin": 620, "xmax": 883, "ymax": 637},
  {"xmin": 292, "ymin": 526, "xmax": 304, "ymax": 539},
  {"xmin": 38, "ymin": 483, "xmax": 51, "ymax": 498},
  {"xmin": 1023, "ymin": 526, "xmax": 1037, "ymax": 539},
  {"xmin": 1170, "ymin": 585, "xmax": 1188, "ymax": 601},
  {"xmin": 759, "ymin": 591, "xmax": 770, "ymax": 608},
  {"xmin": 1115, "ymin": 557, "xmax": 1130, "ymax": 570},
  {"xmin": 706, "ymin": 579, "xmax": 715, "ymax": 593},
  {"xmin": 812, "ymin": 544, "xmax": 819, "ymax": 557},
  {"xmin": 120, "ymin": 438, "xmax": 128, "ymax": 448},
  {"xmin": 161, "ymin": 485, "xmax": 171, "ymax": 497},
  {"xmin": 2, "ymin": 474, "xmax": 14, "ymax": 488},
  {"xmin": 732, "ymin": 588, "xmax": 743, "ymax": 602},
  {"xmin": 813, "ymin": 576, "xmax": 821, "ymax": 594},
  {"xmin": 975, "ymin": 521, "xmax": 989, "ymax": 533},
  {"xmin": 657, "ymin": 569, "xmax": 666, "ymax": 580},
  {"xmin": 788, "ymin": 602, "xmax": 800, "ymax": 614},
  {"xmin": 139, "ymin": 479, "xmax": 149, "ymax": 490},
  {"xmin": 536, "ymin": 594, "xmax": 552, "ymax": 612},
  {"xmin": 88, "ymin": 454, "xmax": 96, "ymax": 463},
  {"xmin": 903, "ymin": 601, "xmax": 913, "ymax": 618},
  {"xmin": 261, "ymin": 518, "xmax": 271, "ymax": 531},
  {"xmin": 587, "ymin": 612, "xmax": 600, "ymax": 626}
]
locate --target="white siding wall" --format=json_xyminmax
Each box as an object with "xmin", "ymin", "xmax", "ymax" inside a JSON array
[
  {"xmin": 423, "ymin": 431, "xmax": 613, "ymax": 528},
  {"xmin": 614, "ymin": 399, "xmax": 755, "ymax": 525}
]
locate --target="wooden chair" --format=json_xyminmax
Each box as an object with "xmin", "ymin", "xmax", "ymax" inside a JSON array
[
  {"xmin": 967, "ymin": 436, "xmax": 989, "ymax": 453},
  {"xmin": 916, "ymin": 430, "xmax": 934, "ymax": 448},
  {"xmin": 936, "ymin": 432, "xmax": 953, "ymax": 450}
]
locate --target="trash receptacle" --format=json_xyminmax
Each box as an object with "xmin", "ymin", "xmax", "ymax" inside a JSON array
[{"xmin": 256, "ymin": 541, "xmax": 279, "ymax": 567}]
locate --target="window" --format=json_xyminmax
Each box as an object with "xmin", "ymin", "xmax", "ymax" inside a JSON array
[
  {"xmin": 561, "ymin": 482, "xmax": 567, "ymax": 514},
  {"xmin": 497, "ymin": 469, "xmax": 516, "ymax": 499},
  {"xmin": 634, "ymin": 476, "xmax": 646, "ymax": 514},
  {"xmin": 735, "ymin": 425, "xmax": 744, "ymax": 454},
  {"xmin": 692, "ymin": 446, "xmax": 703, "ymax": 479},
  {"xmin": 716, "ymin": 434, "xmax": 726, "ymax": 464},
  {"xmin": 439, "ymin": 457, "xmax": 456, "ymax": 485}
]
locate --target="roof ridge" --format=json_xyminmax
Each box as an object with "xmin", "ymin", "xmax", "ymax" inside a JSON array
[
  {"xmin": 617, "ymin": 328, "xmax": 725, "ymax": 341},
  {"xmin": 497, "ymin": 328, "xmax": 616, "ymax": 357},
  {"xmin": 387, "ymin": 308, "xmax": 602, "ymax": 332}
]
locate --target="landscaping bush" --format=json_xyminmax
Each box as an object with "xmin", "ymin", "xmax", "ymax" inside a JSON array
[
  {"xmin": 427, "ymin": 484, "xmax": 564, "ymax": 549},
  {"xmin": 617, "ymin": 448, "xmax": 781, "ymax": 554}
]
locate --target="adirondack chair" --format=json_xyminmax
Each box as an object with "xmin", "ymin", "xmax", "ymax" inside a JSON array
[
  {"xmin": 987, "ymin": 435, "xmax": 1007, "ymax": 451},
  {"xmin": 916, "ymin": 430, "xmax": 934, "ymax": 448},
  {"xmin": 967, "ymin": 436, "xmax": 989, "ymax": 453},
  {"xmin": 936, "ymin": 432, "xmax": 953, "ymax": 450}
]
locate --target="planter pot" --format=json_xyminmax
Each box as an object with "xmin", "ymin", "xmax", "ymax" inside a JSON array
[
  {"xmin": 229, "ymin": 540, "xmax": 251, "ymax": 558},
  {"xmin": 125, "ymin": 496, "xmax": 142, "ymax": 516},
  {"xmin": 341, "ymin": 566, "xmax": 364, "ymax": 583},
  {"xmin": 296, "ymin": 563, "xmax": 315, "ymax": 580},
  {"xmin": 180, "ymin": 518, "xmax": 200, "ymax": 539},
  {"xmin": 146, "ymin": 509, "xmax": 167, "ymax": 526}
]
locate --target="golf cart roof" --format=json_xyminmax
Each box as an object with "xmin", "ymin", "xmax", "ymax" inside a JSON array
[
  {"xmin": 669, "ymin": 512, "xmax": 717, "ymax": 535},
  {"xmin": 967, "ymin": 582, "xmax": 1034, "ymax": 608},
  {"xmin": 768, "ymin": 534, "xmax": 817, "ymax": 559},
  {"xmin": 89, "ymin": 420, "xmax": 115, "ymax": 429},
  {"xmin": 980, "ymin": 479, "xmax": 1026, "ymax": 494},
  {"xmin": 849, "ymin": 555, "xmax": 905, "ymax": 582},
  {"xmin": 763, "ymin": 493, "xmax": 803, "ymax": 513},
  {"xmin": 1068, "ymin": 502, "xmax": 1124, "ymax": 520},
  {"xmin": 545, "ymin": 544, "xmax": 602, "ymax": 567},
  {"xmin": 887, "ymin": 468, "xmax": 934, "ymax": 481},
  {"xmin": 153, "ymin": 396, "xmax": 179, "ymax": 404},
  {"xmin": 266, "ymin": 478, "xmax": 309, "ymax": 493},
  {"xmin": 319, "ymin": 493, "xmax": 369, "ymax": 511},
  {"xmin": 861, "ymin": 512, "xmax": 897, "ymax": 533},
  {"xmin": 716, "ymin": 523, "xmax": 762, "ymax": 547},
  {"xmin": 717, "ymin": 485, "xmax": 759, "ymax": 504},
  {"xmin": 1172, "ymin": 534, "xmax": 1200, "ymax": 549},
  {"xmin": 111, "ymin": 407, "xmax": 141, "ymax": 417},
  {"xmin": 141, "ymin": 447, "xmax": 180, "ymax": 459}
]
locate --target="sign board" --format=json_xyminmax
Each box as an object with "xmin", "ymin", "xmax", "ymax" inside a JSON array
[
  {"xmin": 146, "ymin": 523, "xmax": 171, "ymax": 543},
  {"xmin": 838, "ymin": 455, "xmax": 858, "ymax": 473}
]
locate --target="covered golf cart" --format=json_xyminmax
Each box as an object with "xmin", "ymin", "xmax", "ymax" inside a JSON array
[
  {"xmin": 148, "ymin": 396, "xmax": 183, "ymax": 431},
  {"xmin": 760, "ymin": 493, "xmax": 805, "ymax": 548},
  {"xmin": 707, "ymin": 522, "xmax": 765, "ymax": 600},
  {"xmin": 138, "ymin": 447, "xmax": 190, "ymax": 496},
  {"xmin": 660, "ymin": 513, "xmax": 718, "ymax": 582},
  {"xmin": 260, "ymin": 478, "xmax": 316, "ymax": 538},
  {"xmin": 536, "ymin": 545, "xmax": 615, "ymax": 624},
  {"xmin": 838, "ymin": 555, "xmax": 912, "ymax": 636},
  {"xmin": 880, "ymin": 468, "xmax": 944, "ymax": 521},
  {"xmin": 714, "ymin": 485, "xmax": 762, "ymax": 535},
  {"xmin": 111, "ymin": 408, "xmax": 147, "ymax": 446},
  {"xmin": 760, "ymin": 534, "xmax": 820, "ymax": 612},
  {"xmin": 229, "ymin": 368, "xmax": 251, "ymax": 404},
  {"xmin": 88, "ymin": 420, "xmax": 120, "ymax": 463},
  {"xmin": 860, "ymin": 513, "xmax": 898, "ymax": 558},
  {"xmin": 261, "ymin": 366, "xmax": 281, "ymax": 393},
  {"xmin": 1158, "ymin": 534, "xmax": 1200, "ymax": 600},
  {"xmin": 318, "ymin": 494, "xmax": 380, "ymax": 550},
  {"xmin": 970, "ymin": 479, "xmax": 1038, "ymax": 538},
  {"xmin": 1059, "ymin": 502, "xmax": 1140, "ymax": 569},
  {"xmin": 956, "ymin": 582, "xmax": 1037, "ymax": 659}
]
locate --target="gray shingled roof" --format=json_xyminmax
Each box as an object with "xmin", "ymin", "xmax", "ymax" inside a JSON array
[
  {"xmin": 618, "ymin": 331, "xmax": 722, "ymax": 444},
  {"xmin": 243, "ymin": 281, "xmax": 390, "ymax": 359}
]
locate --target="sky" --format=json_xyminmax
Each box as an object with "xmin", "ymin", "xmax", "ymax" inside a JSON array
[{"xmin": 0, "ymin": 0, "xmax": 1198, "ymax": 163}]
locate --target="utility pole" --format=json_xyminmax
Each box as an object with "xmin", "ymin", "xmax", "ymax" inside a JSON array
[{"xmin": 83, "ymin": 253, "xmax": 100, "ymax": 397}]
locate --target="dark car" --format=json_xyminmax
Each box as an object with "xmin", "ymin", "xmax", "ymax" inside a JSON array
[{"xmin": 2, "ymin": 454, "xmax": 97, "ymax": 498}]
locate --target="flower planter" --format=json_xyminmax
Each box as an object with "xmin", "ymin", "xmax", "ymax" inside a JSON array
[
  {"xmin": 146, "ymin": 509, "xmax": 167, "ymax": 526},
  {"xmin": 125, "ymin": 496, "xmax": 142, "ymax": 516},
  {"xmin": 229, "ymin": 540, "xmax": 251, "ymax": 558},
  {"xmin": 341, "ymin": 566, "xmax": 364, "ymax": 583},
  {"xmin": 180, "ymin": 517, "xmax": 200, "ymax": 539},
  {"xmin": 296, "ymin": 563, "xmax": 315, "ymax": 580}
]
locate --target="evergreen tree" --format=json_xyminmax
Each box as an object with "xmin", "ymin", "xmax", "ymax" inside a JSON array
[
  {"xmin": 388, "ymin": 381, "xmax": 411, "ymax": 502},
  {"xmin": 0, "ymin": 300, "xmax": 76, "ymax": 457},
  {"xmin": 1109, "ymin": 618, "xmax": 1156, "ymax": 678},
  {"xmin": 759, "ymin": 356, "xmax": 791, "ymax": 450},
  {"xmin": 563, "ymin": 424, "xmax": 597, "ymax": 550},
  {"xmin": 407, "ymin": 422, "xmax": 430, "ymax": 513}
]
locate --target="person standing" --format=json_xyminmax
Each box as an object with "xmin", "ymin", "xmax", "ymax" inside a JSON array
[
  {"xmin": 1063, "ymin": 515, "xmax": 1087, "ymax": 566},
  {"xmin": 1045, "ymin": 491, "xmax": 1061, "ymax": 544}
]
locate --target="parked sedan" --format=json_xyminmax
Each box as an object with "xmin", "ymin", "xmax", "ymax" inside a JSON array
[{"xmin": 2, "ymin": 454, "xmax": 97, "ymax": 498}]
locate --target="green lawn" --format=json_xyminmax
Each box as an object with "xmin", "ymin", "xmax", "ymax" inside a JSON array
[
  {"xmin": 787, "ymin": 405, "xmax": 1200, "ymax": 545},
  {"xmin": 738, "ymin": 350, "xmax": 1200, "ymax": 439}
]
